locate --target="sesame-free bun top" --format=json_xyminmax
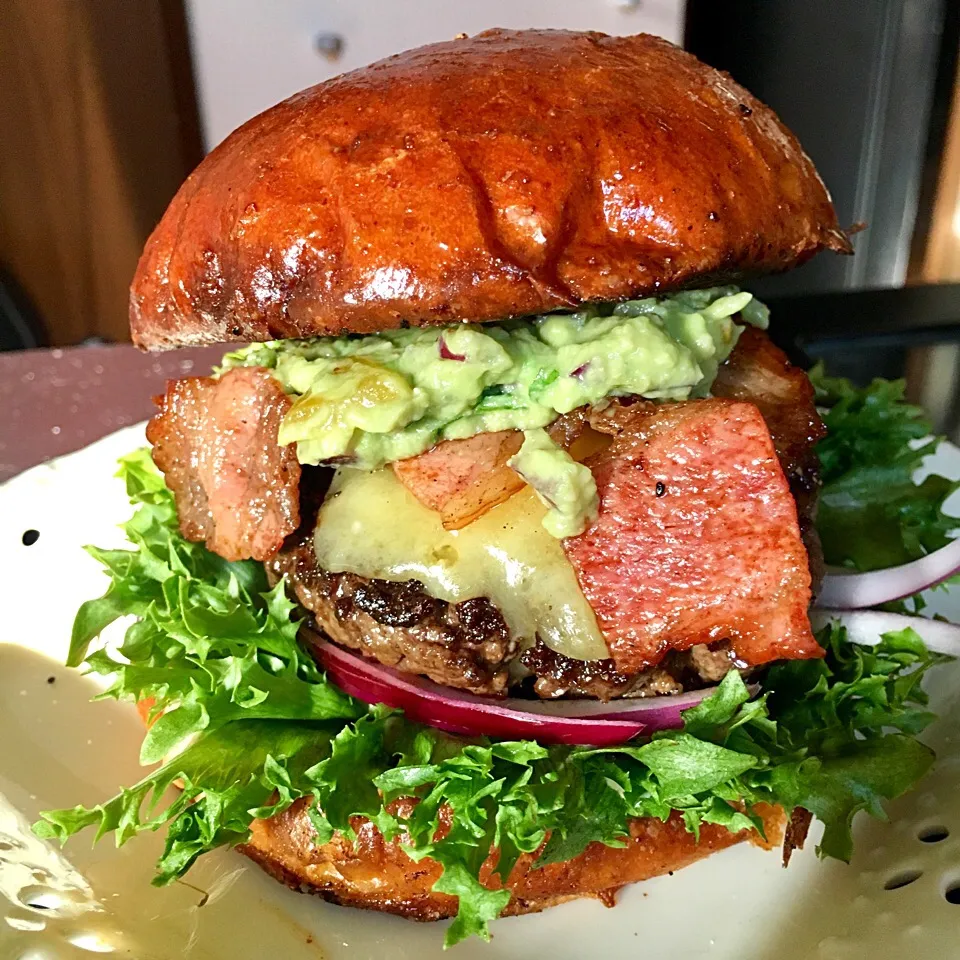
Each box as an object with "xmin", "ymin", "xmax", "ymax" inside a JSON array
[{"xmin": 130, "ymin": 29, "xmax": 852, "ymax": 350}]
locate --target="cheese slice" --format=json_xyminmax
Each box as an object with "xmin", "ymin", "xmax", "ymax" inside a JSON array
[{"xmin": 313, "ymin": 468, "xmax": 609, "ymax": 661}]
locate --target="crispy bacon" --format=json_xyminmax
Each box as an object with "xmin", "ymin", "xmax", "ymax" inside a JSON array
[
  {"xmin": 563, "ymin": 399, "xmax": 821, "ymax": 675},
  {"xmin": 715, "ymin": 327, "xmax": 826, "ymax": 588},
  {"xmin": 393, "ymin": 412, "xmax": 612, "ymax": 530},
  {"xmin": 146, "ymin": 367, "xmax": 300, "ymax": 561},
  {"xmin": 714, "ymin": 327, "xmax": 825, "ymax": 513},
  {"xmin": 392, "ymin": 430, "xmax": 525, "ymax": 530}
]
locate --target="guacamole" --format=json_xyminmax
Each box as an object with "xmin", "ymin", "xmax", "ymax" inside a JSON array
[
  {"xmin": 508, "ymin": 429, "xmax": 599, "ymax": 538},
  {"xmin": 222, "ymin": 286, "xmax": 766, "ymax": 478}
]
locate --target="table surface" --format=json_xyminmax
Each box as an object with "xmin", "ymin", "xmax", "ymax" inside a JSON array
[{"xmin": 0, "ymin": 344, "xmax": 228, "ymax": 482}]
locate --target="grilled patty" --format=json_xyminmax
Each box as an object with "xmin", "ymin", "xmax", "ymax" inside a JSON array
[
  {"xmin": 268, "ymin": 528, "xmax": 516, "ymax": 696},
  {"xmin": 267, "ymin": 517, "xmax": 749, "ymax": 699}
]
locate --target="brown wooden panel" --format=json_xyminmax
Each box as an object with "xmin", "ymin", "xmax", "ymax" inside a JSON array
[{"xmin": 0, "ymin": 0, "xmax": 202, "ymax": 345}]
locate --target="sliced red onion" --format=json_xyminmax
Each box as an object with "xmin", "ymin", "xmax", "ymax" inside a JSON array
[
  {"xmin": 810, "ymin": 608, "xmax": 960, "ymax": 657},
  {"xmin": 817, "ymin": 537, "xmax": 960, "ymax": 610},
  {"xmin": 513, "ymin": 685, "xmax": 752, "ymax": 732},
  {"xmin": 509, "ymin": 465, "xmax": 559, "ymax": 510},
  {"xmin": 312, "ymin": 638, "xmax": 643, "ymax": 745},
  {"xmin": 570, "ymin": 361, "xmax": 591, "ymax": 380},
  {"xmin": 306, "ymin": 634, "xmax": 729, "ymax": 745},
  {"xmin": 438, "ymin": 335, "xmax": 466, "ymax": 361}
]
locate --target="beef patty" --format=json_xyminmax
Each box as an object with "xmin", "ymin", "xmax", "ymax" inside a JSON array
[
  {"xmin": 268, "ymin": 525, "xmax": 516, "ymax": 696},
  {"xmin": 267, "ymin": 520, "xmax": 743, "ymax": 699}
]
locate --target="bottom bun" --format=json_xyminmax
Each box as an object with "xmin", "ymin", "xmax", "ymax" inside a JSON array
[{"xmin": 239, "ymin": 798, "xmax": 786, "ymax": 921}]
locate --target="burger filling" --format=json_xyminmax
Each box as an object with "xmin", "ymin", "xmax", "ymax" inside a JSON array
[
  {"xmin": 219, "ymin": 287, "xmax": 766, "ymax": 539},
  {"xmin": 146, "ymin": 287, "xmax": 827, "ymax": 702}
]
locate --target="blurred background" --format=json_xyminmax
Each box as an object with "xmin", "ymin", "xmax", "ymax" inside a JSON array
[{"xmin": 3, "ymin": 1, "xmax": 960, "ymax": 428}]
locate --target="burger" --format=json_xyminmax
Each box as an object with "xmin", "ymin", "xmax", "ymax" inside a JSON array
[{"xmin": 36, "ymin": 30, "xmax": 955, "ymax": 946}]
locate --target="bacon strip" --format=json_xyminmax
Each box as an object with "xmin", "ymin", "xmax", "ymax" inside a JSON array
[
  {"xmin": 563, "ymin": 399, "xmax": 821, "ymax": 674},
  {"xmin": 146, "ymin": 367, "xmax": 300, "ymax": 561},
  {"xmin": 393, "ymin": 430, "xmax": 525, "ymax": 530},
  {"xmin": 714, "ymin": 327, "xmax": 826, "ymax": 588},
  {"xmin": 713, "ymin": 327, "xmax": 825, "ymax": 513}
]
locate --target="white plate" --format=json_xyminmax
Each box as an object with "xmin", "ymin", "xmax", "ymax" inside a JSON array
[{"xmin": 1, "ymin": 424, "xmax": 959, "ymax": 960}]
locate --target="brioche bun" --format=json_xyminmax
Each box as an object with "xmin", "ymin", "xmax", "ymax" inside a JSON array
[
  {"xmin": 131, "ymin": 29, "xmax": 850, "ymax": 350},
  {"xmin": 239, "ymin": 798, "xmax": 785, "ymax": 921}
]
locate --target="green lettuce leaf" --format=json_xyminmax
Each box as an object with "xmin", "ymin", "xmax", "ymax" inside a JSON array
[
  {"xmin": 811, "ymin": 367, "xmax": 960, "ymax": 570},
  {"xmin": 65, "ymin": 450, "xmax": 362, "ymax": 764},
  {"xmin": 34, "ymin": 452, "xmax": 950, "ymax": 946}
]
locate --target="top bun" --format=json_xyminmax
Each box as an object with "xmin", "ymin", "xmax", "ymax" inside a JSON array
[{"xmin": 131, "ymin": 29, "xmax": 851, "ymax": 350}]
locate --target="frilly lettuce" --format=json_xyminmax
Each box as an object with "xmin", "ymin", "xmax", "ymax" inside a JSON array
[{"xmin": 812, "ymin": 367, "xmax": 960, "ymax": 570}]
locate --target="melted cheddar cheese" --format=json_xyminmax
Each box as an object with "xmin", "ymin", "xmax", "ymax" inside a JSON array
[{"xmin": 313, "ymin": 468, "xmax": 609, "ymax": 661}]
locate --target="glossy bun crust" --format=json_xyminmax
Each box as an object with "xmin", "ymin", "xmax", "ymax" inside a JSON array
[
  {"xmin": 131, "ymin": 30, "xmax": 851, "ymax": 350},
  {"xmin": 238, "ymin": 798, "xmax": 785, "ymax": 921}
]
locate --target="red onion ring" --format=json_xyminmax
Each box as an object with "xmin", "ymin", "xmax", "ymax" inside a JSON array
[
  {"xmin": 810, "ymin": 608, "xmax": 960, "ymax": 657},
  {"xmin": 492, "ymin": 685, "xmax": 722, "ymax": 722},
  {"xmin": 306, "ymin": 634, "xmax": 723, "ymax": 745},
  {"xmin": 438, "ymin": 335, "xmax": 466, "ymax": 361},
  {"xmin": 817, "ymin": 537, "xmax": 960, "ymax": 610}
]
